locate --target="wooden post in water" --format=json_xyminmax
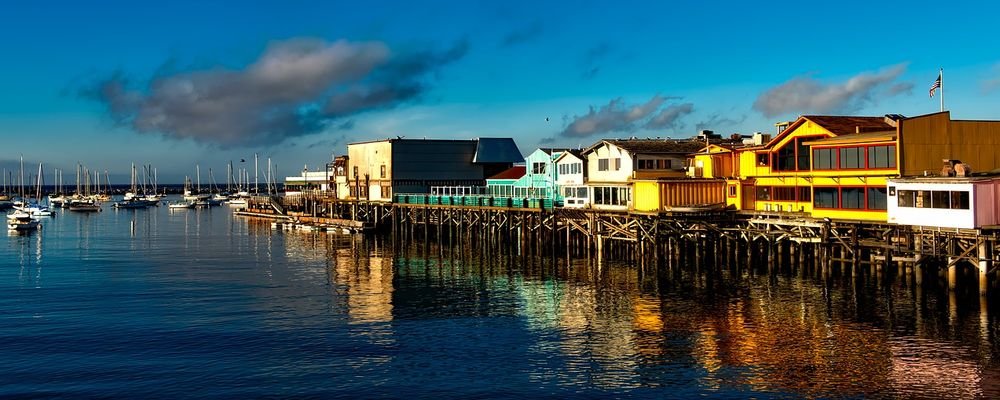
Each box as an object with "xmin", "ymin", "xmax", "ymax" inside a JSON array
[{"xmin": 980, "ymin": 239, "xmax": 991, "ymax": 296}]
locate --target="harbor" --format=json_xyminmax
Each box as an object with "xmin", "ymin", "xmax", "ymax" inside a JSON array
[
  {"xmin": 3, "ymin": 198, "xmax": 999, "ymax": 398},
  {"xmin": 6, "ymin": 1, "xmax": 1000, "ymax": 397}
]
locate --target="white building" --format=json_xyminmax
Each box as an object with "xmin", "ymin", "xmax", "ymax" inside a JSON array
[
  {"xmin": 887, "ymin": 176, "xmax": 1000, "ymax": 229},
  {"xmin": 581, "ymin": 139, "xmax": 705, "ymax": 211},
  {"xmin": 283, "ymin": 168, "xmax": 330, "ymax": 196},
  {"xmin": 554, "ymin": 150, "xmax": 588, "ymax": 208}
]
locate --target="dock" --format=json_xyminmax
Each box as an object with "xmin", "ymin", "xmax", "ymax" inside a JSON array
[{"xmin": 238, "ymin": 193, "xmax": 1000, "ymax": 296}]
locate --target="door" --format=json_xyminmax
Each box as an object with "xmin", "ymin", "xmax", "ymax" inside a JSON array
[{"xmin": 741, "ymin": 184, "xmax": 755, "ymax": 210}]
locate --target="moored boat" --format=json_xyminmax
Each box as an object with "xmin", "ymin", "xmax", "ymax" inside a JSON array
[
  {"xmin": 68, "ymin": 199, "xmax": 102, "ymax": 212},
  {"xmin": 168, "ymin": 201, "xmax": 195, "ymax": 209},
  {"xmin": 7, "ymin": 211, "xmax": 39, "ymax": 232}
]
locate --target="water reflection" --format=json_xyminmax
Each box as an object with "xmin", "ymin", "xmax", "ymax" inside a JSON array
[
  {"xmin": 4, "ymin": 208, "xmax": 998, "ymax": 398},
  {"xmin": 379, "ymin": 237, "xmax": 1000, "ymax": 397}
]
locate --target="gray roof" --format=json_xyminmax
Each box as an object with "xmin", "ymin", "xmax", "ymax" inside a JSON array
[
  {"xmin": 585, "ymin": 139, "xmax": 706, "ymax": 155},
  {"xmin": 473, "ymin": 138, "xmax": 523, "ymax": 164}
]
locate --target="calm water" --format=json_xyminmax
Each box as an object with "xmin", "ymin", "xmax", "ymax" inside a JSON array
[{"xmin": 2, "ymin": 199, "xmax": 999, "ymax": 399}]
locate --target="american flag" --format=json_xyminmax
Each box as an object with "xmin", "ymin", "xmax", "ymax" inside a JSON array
[{"xmin": 929, "ymin": 73, "xmax": 942, "ymax": 97}]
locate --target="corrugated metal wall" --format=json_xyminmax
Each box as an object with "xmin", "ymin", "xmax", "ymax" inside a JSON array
[
  {"xmin": 900, "ymin": 112, "xmax": 1000, "ymax": 176},
  {"xmin": 659, "ymin": 180, "xmax": 725, "ymax": 209}
]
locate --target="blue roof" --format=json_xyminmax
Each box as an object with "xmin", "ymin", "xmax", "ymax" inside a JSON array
[{"xmin": 472, "ymin": 138, "xmax": 522, "ymax": 164}]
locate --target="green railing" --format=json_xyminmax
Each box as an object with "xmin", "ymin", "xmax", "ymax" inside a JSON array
[{"xmin": 393, "ymin": 193, "xmax": 559, "ymax": 210}]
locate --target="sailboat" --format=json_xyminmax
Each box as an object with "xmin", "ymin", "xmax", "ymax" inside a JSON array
[
  {"xmin": 114, "ymin": 163, "xmax": 154, "ymax": 209},
  {"xmin": 16, "ymin": 163, "xmax": 53, "ymax": 217}
]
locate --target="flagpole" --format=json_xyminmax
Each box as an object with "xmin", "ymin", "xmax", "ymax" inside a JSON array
[{"xmin": 940, "ymin": 67, "xmax": 944, "ymax": 112}]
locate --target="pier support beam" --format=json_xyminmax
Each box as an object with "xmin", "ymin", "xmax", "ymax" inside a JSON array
[{"xmin": 979, "ymin": 240, "xmax": 991, "ymax": 296}]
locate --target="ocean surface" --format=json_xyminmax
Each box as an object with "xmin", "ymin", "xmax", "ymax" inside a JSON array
[{"xmin": 2, "ymin": 198, "xmax": 999, "ymax": 399}]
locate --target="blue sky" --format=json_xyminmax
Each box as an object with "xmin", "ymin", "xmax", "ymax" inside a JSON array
[{"xmin": 2, "ymin": 0, "xmax": 999, "ymax": 184}]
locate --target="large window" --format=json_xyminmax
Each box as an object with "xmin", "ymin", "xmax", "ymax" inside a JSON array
[
  {"xmin": 773, "ymin": 137, "xmax": 822, "ymax": 172},
  {"xmin": 614, "ymin": 158, "xmax": 622, "ymax": 171},
  {"xmin": 592, "ymin": 186, "xmax": 629, "ymax": 206},
  {"xmin": 841, "ymin": 187, "xmax": 865, "ymax": 209},
  {"xmin": 814, "ymin": 144, "xmax": 896, "ymax": 170},
  {"xmin": 638, "ymin": 159, "xmax": 655, "ymax": 170},
  {"xmin": 867, "ymin": 187, "xmax": 887, "ymax": 210},
  {"xmin": 598, "ymin": 159, "xmax": 609, "ymax": 171},
  {"xmin": 815, "ymin": 186, "xmax": 887, "ymax": 211},
  {"xmin": 798, "ymin": 187, "xmax": 812, "ymax": 202},
  {"xmin": 773, "ymin": 186, "xmax": 797, "ymax": 201},
  {"xmin": 774, "ymin": 141, "xmax": 796, "ymax": 171},
  {"xmin": 814, "ymin": 188, "xmax": 838, "ymax": 208},
  {"xmin": 839, "ymin": 147, "xmax": 863, "ymax": 169},
  {"xmin": 868, "ymin": 145, "xmax": 896, "ymax": 169},
  {"xmin": 813, "ymin": 148, "xmax": 835, "ymax": 170},
  {"xmin": 532, "ymin": 162, "xmax": 546, "ymax": 175}
]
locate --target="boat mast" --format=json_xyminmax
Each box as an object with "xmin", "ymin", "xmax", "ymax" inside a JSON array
[
  {"xmin": 35, "ymin": 163, "xmax": 43, "ymax": 201},
  {"xmin": 19, "ymin": 154, "xmax": 25, "ymax": 199},
  {"xmin": 254, "ymin": 153, "xmax": 259, "ymax": 194},
  {"xmin": 196, "ymin": 164, "xmax": 201, "ymax": 194}
]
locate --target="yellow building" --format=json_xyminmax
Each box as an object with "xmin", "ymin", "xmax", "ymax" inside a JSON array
[
  {"xmin": 692, "ymin": 115, "xmax": 897, "ymax": 221},
  {"xmin": 691, "ymin": 112, "xmax": 1000, "ymax": 223}
]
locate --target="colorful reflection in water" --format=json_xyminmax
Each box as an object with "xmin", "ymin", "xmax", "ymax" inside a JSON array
[{"xmin": 1, "ymin": 206, "xmax": 997, "ymax": 398}]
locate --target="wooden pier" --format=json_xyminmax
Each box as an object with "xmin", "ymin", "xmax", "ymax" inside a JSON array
[{"xmin": 243, "ymin": 194, "xmax": 1000, "ymax": 296}]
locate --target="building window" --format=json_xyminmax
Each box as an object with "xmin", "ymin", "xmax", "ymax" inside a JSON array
[
  {"xmin": 598, "ymin": 159, "xmax": 609, "ymax": 171},
  {"xmin": 813, "ymin": 148, "xmax": 835, "ymax": 170},
  {"xmin": 867, "ymin": 187, "xmax": 887, "ymax": 210},
  {"xmin": 931, "ymin": 190, "xmax": 950, "ymax": 209},
  {"xmin": 951, "ymin": 191, "xmax": 970, "ymax": 209},
  {"xmin": 353, "ymin": 166, "xmax": 359, "ymax": 178},
  {"xmin": 756, "ymin": 186, "xmax": 771, "ymax": 201},
  {"xmin": 839, "ymin": 147, "xmax": 863, "ymax": 169},
  {"xmin": 532, "ymin": 162, "xmax": 546, "ymax": 175},
  {"xmin": 728, "ymin": 185, "xmax": 737, "ymax": 197},
  {"xmin": 575, "ymin": 163, "xmax": 582, "ymax": 174},
  {"xmin": 380, "ymin": 165, "xmax": 386, "ymax": 179},
  {"xmin": 638, "ymin": 159, "xmax": 654, "ymax": 170},
  {"xmin": 614, "ymin": 158, "xmax": 622, "ymax": 171},
  {"xmin": 757, "ymin": 153, "xmax": 769, "ymax": 166},
  {"xmin": 798, "ymin": 187, "xmax": 811, "ymax": 202},
  {"xmin": 841, "ymin": 187, "xmax": 864, "ymax": 209},
  {"xmin": 915, "ymin": 190, "xmax": 931, "ymax": 208},
  {"xmin": 773, "ymin": 186, "xmax": 796, "ymax": 201},
  {"xmin": 898, "ymin": 190, "xmax": 915, "ymax": 207},
  {"xmin": 774, "ymin": 142, "xmax": 796, "ymax": 171},
  {"xmin": 814, "ymin": 188, "xmax": 838, "ymax": 208},
  {"xmin": 868, "ymin": 145, "xmax": 896, "ymax": 169},
  {"xmin": 592, "ymin": 186, "xmax": 628, "ymax": 206}
]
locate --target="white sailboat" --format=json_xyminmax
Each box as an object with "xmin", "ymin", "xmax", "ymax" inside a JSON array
[{"xmin": 16, "ymin": 163, "xmax": 53, "ymax": 217}]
